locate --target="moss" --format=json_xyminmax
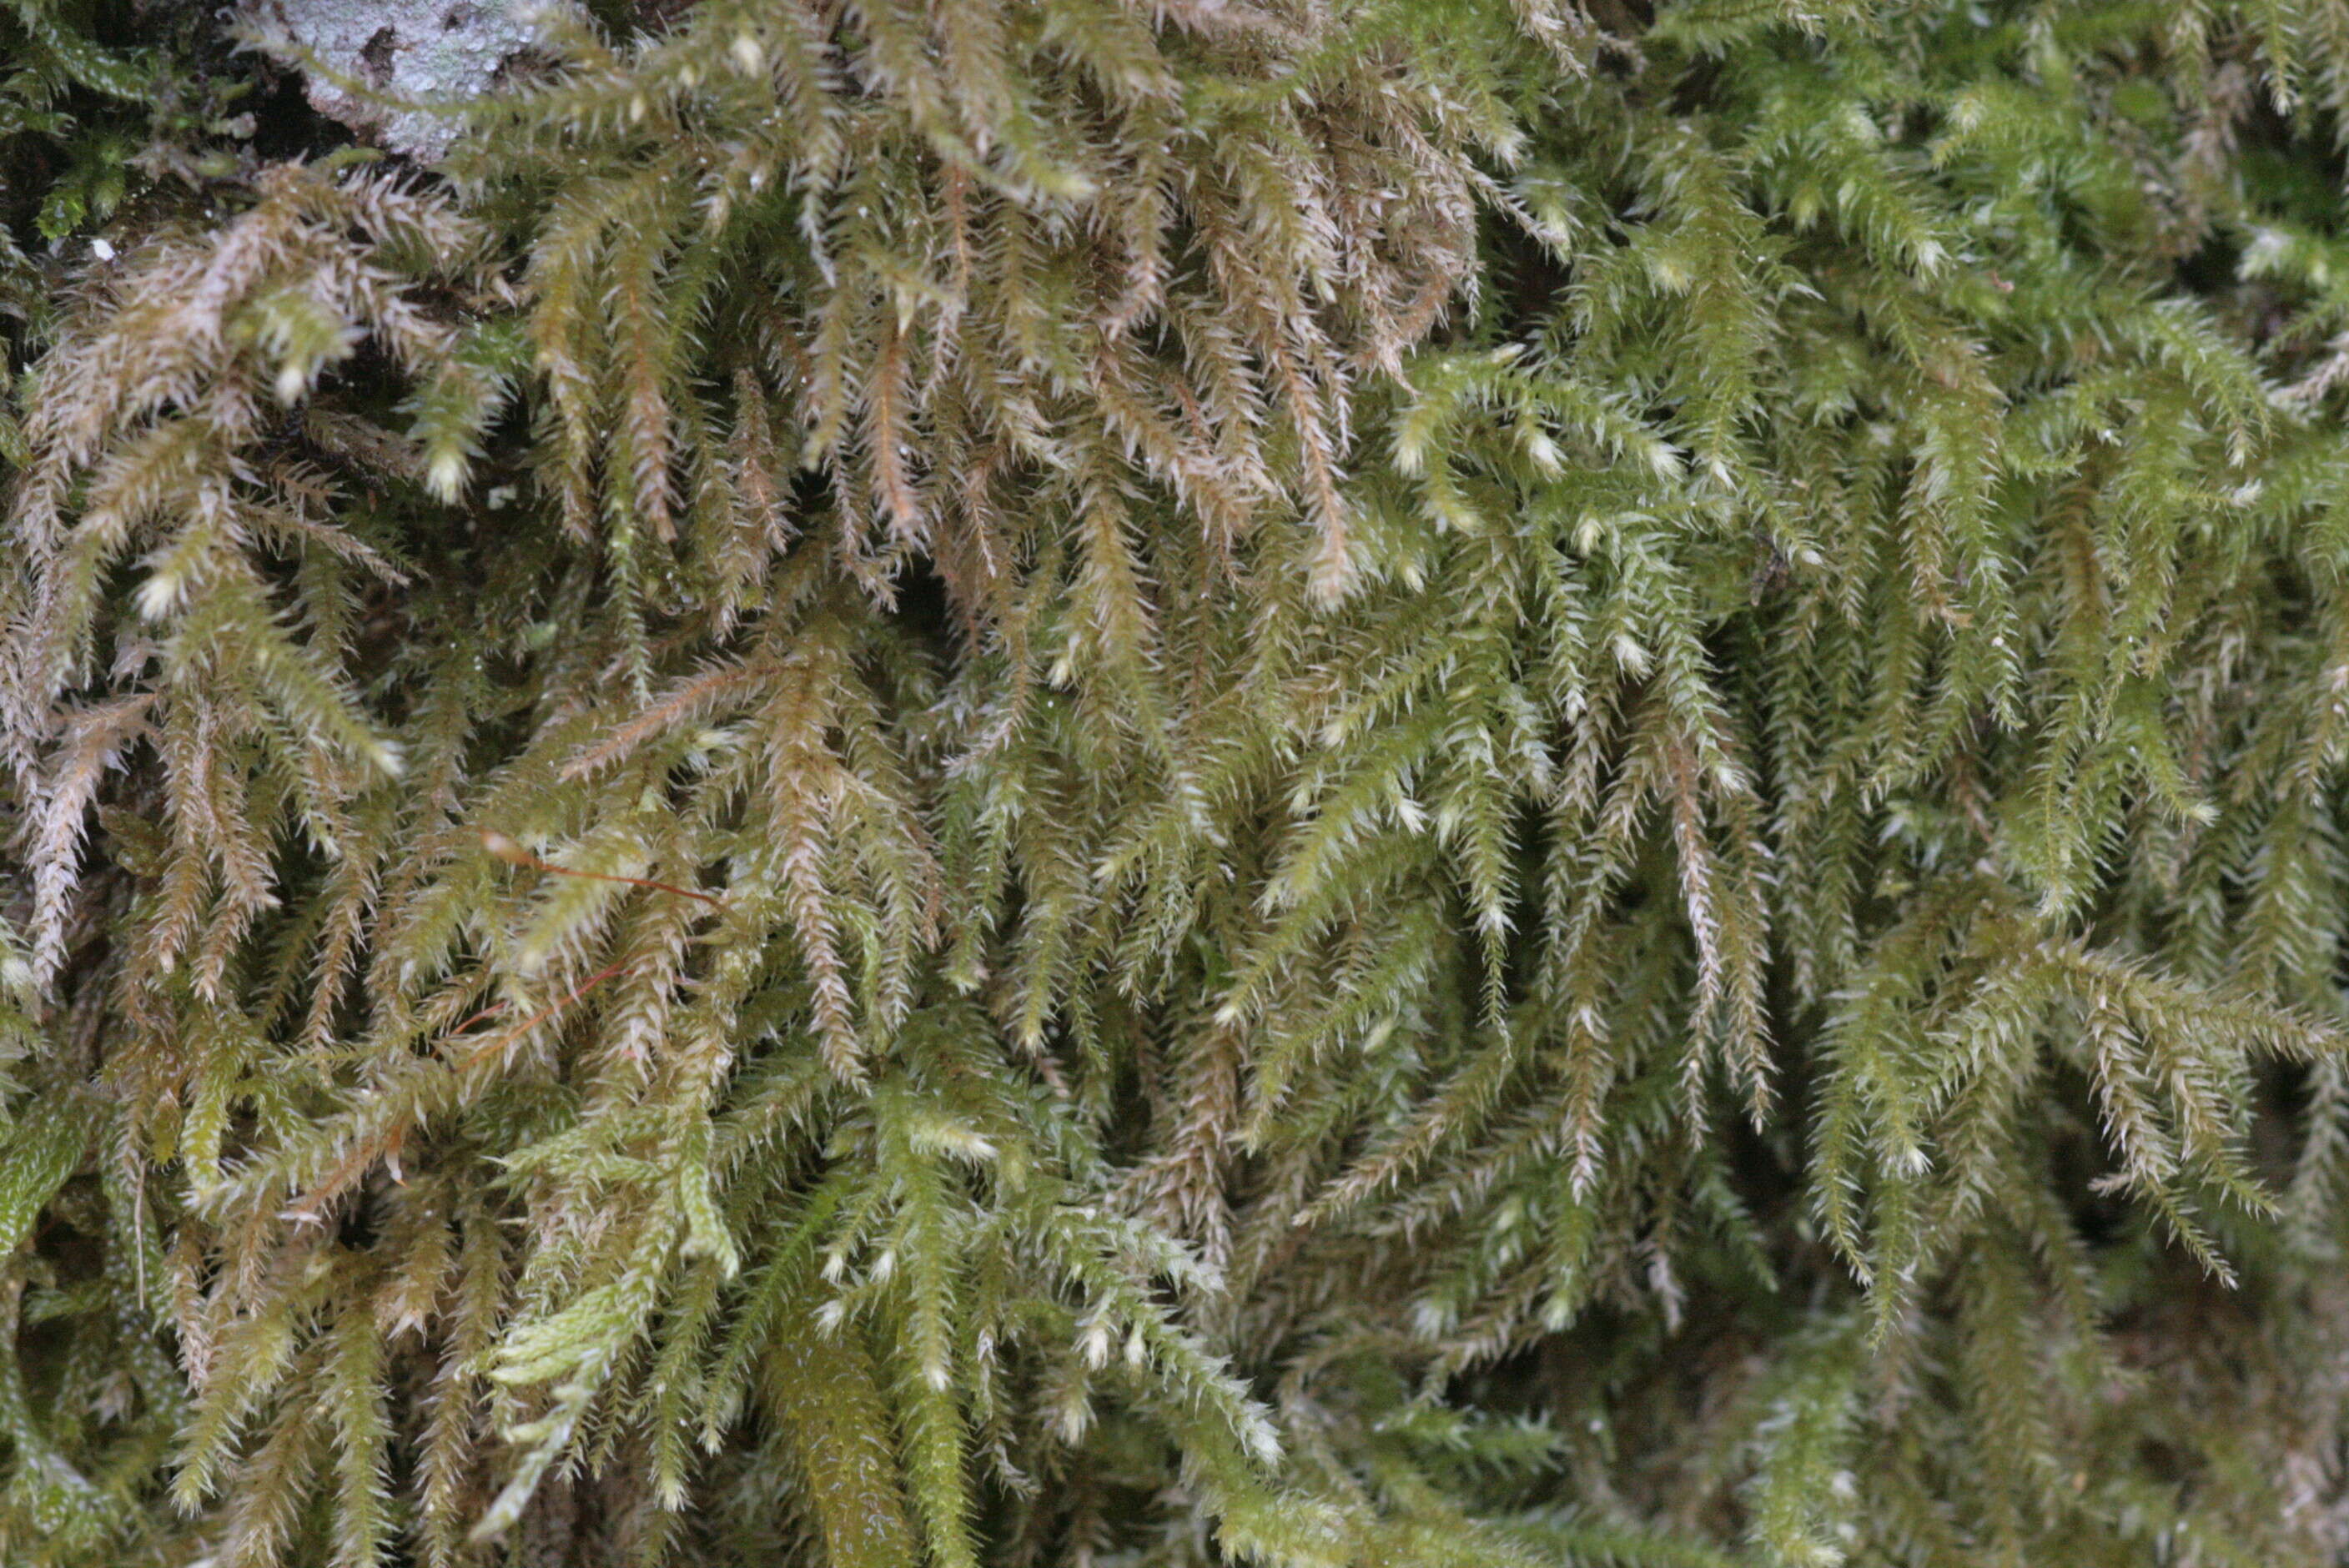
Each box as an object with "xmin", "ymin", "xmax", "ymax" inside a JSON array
[{"xmin": 9, "ymin": 3, "xmax": 2349, "ymax": 1565}]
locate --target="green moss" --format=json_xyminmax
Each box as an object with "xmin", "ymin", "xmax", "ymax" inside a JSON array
[{"xmin": 8, "ymin": 2, "xmax": 2349, "ymax": 1565}]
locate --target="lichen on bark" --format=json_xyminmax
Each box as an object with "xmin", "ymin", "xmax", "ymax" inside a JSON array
[{"xmin": 244, "ymin": 0, "xmax": 531, "ymax": 159}]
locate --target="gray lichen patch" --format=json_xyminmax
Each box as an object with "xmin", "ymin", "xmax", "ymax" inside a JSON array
[{"xmin": 246, "ymin": 0, "xmax": 535, "ymax": 160}]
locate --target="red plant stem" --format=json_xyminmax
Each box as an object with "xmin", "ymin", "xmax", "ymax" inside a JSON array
[
  {"xmin": 480, "ymin": 829, "xmax": 727, "ymax": 909},
  {"xmin": 452, "ymin": 961, "xmax": 631, "ymax": 1071},
  {"xmin": 527, "ymin": 857, "xmax": 727, "ymax": 908}
]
